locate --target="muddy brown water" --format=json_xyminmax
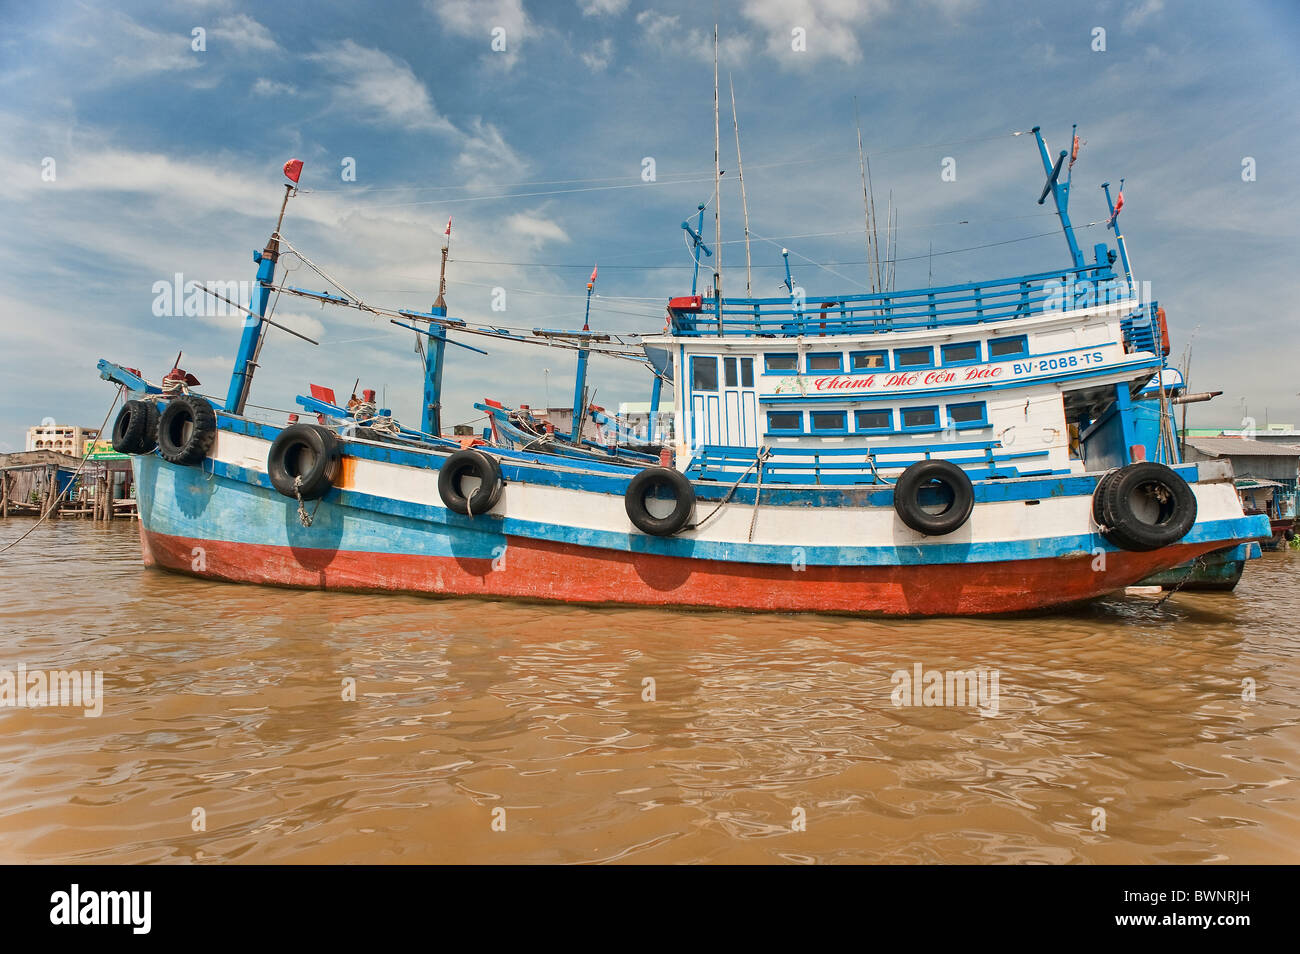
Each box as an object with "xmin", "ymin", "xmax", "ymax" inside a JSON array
[{"xmin": 0, "ymin": 518, "xmax": 1296, "ymax": 863}]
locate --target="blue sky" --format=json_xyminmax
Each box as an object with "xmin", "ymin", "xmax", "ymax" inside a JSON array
[{"xmin": 1, "ymin": 0, "xmax": 1297, "ymax": 449}]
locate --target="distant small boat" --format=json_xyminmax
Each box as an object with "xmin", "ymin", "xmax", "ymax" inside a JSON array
[{"xmin": 1140, "ymin": 541, "xmax": 1260, "ymax": 592}]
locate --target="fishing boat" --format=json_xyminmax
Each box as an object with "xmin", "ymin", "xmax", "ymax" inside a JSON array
[{"xmin": 97, "ymin": 121, "xmax": 1269, "ymax": 616}]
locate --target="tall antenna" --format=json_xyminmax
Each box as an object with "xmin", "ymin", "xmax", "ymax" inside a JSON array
[
  {"xmin": 729, "ymin": 73, "xmax": 752, "ymax": 296},
  {"xmin": 434, "ymin": 215, "xmax": 451, "ymax": 312},
  {"xmin": 712, "ymin": 24, "xmax": 722, "ymax": 306},
  {"xmin": 853, "ymin": 96, "xmax": 878, "ymax": 294},
  {"xmin": 885, "ymin": 192, "xmax": 894, "ymax": 292}
]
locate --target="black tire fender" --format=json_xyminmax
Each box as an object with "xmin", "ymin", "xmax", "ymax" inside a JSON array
[
  {"xmin": 438, "ymin": 449, "xmax": 505, "ymax": 515},
  {"xmin": 268, "ymin": 424, "xmax": 342, "ymax": 501},
  {"xmin": 625, "ymin": 467, "xmax": 696, "ymax": 536},
  {"xmin": 111, "ymin": 399, "xmax": 160, "ymax": 455},
  {"xmin": 893, "ymin": 459, "xmax": 975, "ymax": 536},
  {"xmin": 1093, "ymin": 461, "xmax": 1197, "ymax": 551},
  {"xmin": 156, "ymin": 395, "xmax": 217, "ymax": 466}
]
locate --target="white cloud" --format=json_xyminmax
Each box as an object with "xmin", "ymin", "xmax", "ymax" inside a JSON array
[
  {"xmin": 210, "ymin": 14, "xmax": 279, "ymax": 52},
  {"xmin": 636, "ymin": 11, "xmax": 755, "ymax": 65},
  {"xmin": 581, "ymin": 37, "xmax": 615, "ymax": 72},
  {"xmin": 109, "ymin": 16, "xmax": 204, "ymax": 78},
  {"xmin": 454, "ymin": 118, "xmax": 529, "ymax": 189},
  {"xmin": 506, "ymin": 212, "xmax": 568, "ymax": 245},
  {"xmin": 1123, "ymin": 0, "xmax": 1164, "ymax": 30},
  {"xmin": 252, "ymin": 77, "xmax": 297, "ymax": 96},
  {"xmin": 307, "ymin": 40, "xmax": 453, "ymax": 133},
  {"xmin": 739, "ymin": 0, "xmax": 893, "ymax": 65},
  {"xmin": 429, "ymin": 0, "xmax": 531, "ymax": 69},
  {"xmin": 579, "ymin": 0, "xmax": 628, "ymax": 15}
]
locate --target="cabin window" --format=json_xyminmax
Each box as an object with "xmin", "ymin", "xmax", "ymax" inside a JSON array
[
  {"xmin": 723, "ymin": 356, "xmax": 754, "ymax": 387},
  {"xmin": 809, "ymin": 410, "xmax": 848, "ymax": 434},
  {"xmin": 691, "ymin": 356, "xmax": 718, "ymax": 392},
  {"xmin": 767, "ymin": 411, "xmax": 802, "ymax": 434},
  {"xmin": 854, "ymin": 409, "xmax": 893, "ymax": 433},
  {"xmin": 850, "ymin": 350, "xmax": 889, "ymax": 371},
  {"xmin": 895, "ymin": 346, "xmax": 934, "ymax": 369},
  {"xmin": 900, "ymin": 405, "xmax": 940, "ymax": 432},
  {"xmin": 988, "ymin": 335, "xmax": 1029, "ymax": 359},
  {"xmin": 941, "ymin": 341, "xmax": 981, "ymax": 365},
  {"xmin": 765, "ymin": 353, "xmax": 798, "ymax": 373},
  {"xmin": 947, "ymin": 401, "xmax": 988, "ymax": 427},
  {"xmin": 807, "ymin": 352, "xmax": 843, "ymax": 373}
]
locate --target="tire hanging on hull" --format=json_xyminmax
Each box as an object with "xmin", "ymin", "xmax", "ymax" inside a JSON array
[
  {"xmin": 1093, "ymin": 461, "xmax": 1196, "ymax": 551},
  {"xmin": 157, "ymin": 396, "xmax": 216, "ymax": 466},
  {"xmin": 438, "ymin": 449, "xmax": 505, "ymax": 516},
  {"xmin": 625, "ymin": 467, "xmax": 695, "ymax": 536},
  {"xmin": 111, "ymin": 400, "xmax": 160, "ymax": 455},
  {"xmin": 268, "ymin": 424, "xmax": 342, "ymax": 500},
  {"xmin": 892, "ymin": 460, "xmax": 975, "ymax": 536}
]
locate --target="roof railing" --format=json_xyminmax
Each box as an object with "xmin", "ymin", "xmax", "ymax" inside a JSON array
[{"xmin": 669, "ymin": 262, "xmax": 1131, "ymax": 337}]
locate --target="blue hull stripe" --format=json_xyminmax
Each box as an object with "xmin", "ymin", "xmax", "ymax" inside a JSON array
[{"xmin": 137, "ymin": 456, "xmax": 1271, "ymax": 569}]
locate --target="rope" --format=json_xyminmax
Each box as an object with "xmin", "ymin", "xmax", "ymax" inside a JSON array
[
  {"xmin": 747, "ymin": 445, "xmax": 771, "ymax": 542},
  {"xmin": 0, "ymin": 386, "xmax": 123, "ymax": 553},
  {"xmin": 292, "ymin": 475, "xmax": 321, "ymax": 528},
  {"xmin": 689, "ymin": 446, "xmax": 771, "ymax": 532}
]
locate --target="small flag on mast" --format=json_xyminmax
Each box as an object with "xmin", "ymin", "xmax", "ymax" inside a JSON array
[
  {"xmin": 1108, "ymin": 190, "xmax": 1124, "ymax": 226},
  {"xmin": 588, "ymin": 264, "xmax": 597, "ymax": 288},
  {"xmin": 445, "ymin": 216, "xmax": 453, "ymax": 236},
  {"xmin": 1068, "ymin": 134, "xmax": 1081, "ymax": 171},
  {"xmin": 283, "ymin": 158, "xmax": 303, "ymax": 183}
]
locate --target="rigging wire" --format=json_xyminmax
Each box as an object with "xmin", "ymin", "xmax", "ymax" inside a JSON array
[{"xmin": 301, "ymin": 129, "xmax": 1032, "ymax": 197}]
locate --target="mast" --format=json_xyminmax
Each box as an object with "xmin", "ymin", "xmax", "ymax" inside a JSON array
[
  {"xmin": 853, "ymin": 97, "xmax": 878, "ymax": 294},
  {"xmin": 1031, "ymin": 125, "xmax": 1087, "ymax": 270},
  {"xmin": 729, "ymin": 74, "xmax": 752, "ymax": 297},
  {"xmin": 729, "ymin": 74, "xmax": 753, "ymax": 297},
  {"xmin": 226, "ymin": 180, "xmax": 294, "ymax": 414},
  {"xmin": 422, "ymin": 216, "xmax": 453, "ymax": 436},
  {"xmin": 712, "ymin": 24, "xmax": 723, "ymax": 334}
]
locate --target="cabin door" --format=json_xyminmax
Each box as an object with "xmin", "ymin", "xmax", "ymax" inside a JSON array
[
  {"xmin": 690, "ymin": 355, "xmax": 759, "ymax": 448},
  {"xmin": 717, "ymin": 355, "xmax": 759, "ymax": 447}
]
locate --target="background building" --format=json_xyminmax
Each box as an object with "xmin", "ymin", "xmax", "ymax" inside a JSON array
[{"xmin": 24, "ymin": 423, "xmax": 99, "ymax": 456}]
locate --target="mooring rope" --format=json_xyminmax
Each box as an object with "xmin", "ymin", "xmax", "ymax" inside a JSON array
[
  {"xmin": 690, "ymin": 446, "xmax": 771, "ymax": 532},
  {"xmin": 0, "ymin": 386, "xmax": 123, "ymax": 554}
]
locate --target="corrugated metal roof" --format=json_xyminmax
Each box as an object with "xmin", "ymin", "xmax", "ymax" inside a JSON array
[
  {"xmin": 1187, "ymin": 437, "xmax": 1300, "ymax": 458},
  {"xmin": 1236, "ymin": 477, "xmax": 1286, "ymax": 489}
]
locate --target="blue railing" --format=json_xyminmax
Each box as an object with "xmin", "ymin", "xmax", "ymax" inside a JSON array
[
  {"xmin": 1120, "ymin": 301, "xmax": 1162, "ymax": 354},
  {"xmin": 670, "ymin": 263, "xmax": 1132, "ymax": 337},
  {"xmin": 686, "ymin": 441, "xmax": 1059, "ymax": 485}
]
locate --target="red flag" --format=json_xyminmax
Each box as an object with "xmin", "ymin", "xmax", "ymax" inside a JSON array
[
  {"xmin": 282, "ymin": 158, "xmax": 303, "ymax": 183},
  {"xmin": 1108, "ymin": 190, "xmax": 1124, "ymax": 225},
  {"xmin": 1068, "ymin": 134, "xmax": 1081, "ymax": 170},
  {"xmin": 445, "ymin": 216, "xmax": 453, "ymax": 236},
  {"xmin": 588, "ymin": 263, "xmax": 598, "ymax": 287}
]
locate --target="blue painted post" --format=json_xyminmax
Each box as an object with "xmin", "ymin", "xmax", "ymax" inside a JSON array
[
  {"xmin": 1115, "ymin": 383, "xmax": 1137, "ymax": 465},
  {"xmin": 571, "ymin": 270, "xmax": 595, "ymax": 443},
  {"xmin": 1101, "ymin": 180, "xmax": 1133, "ymax": 288},
  {"xmin": 226, "ymin": 184, "xmax": 292, "ymax": 415},
  {"xmin": 1031, "ymin": 127, "xmax": 1086, "ymax": 270},
  {"xmin": 681, "ymin": 206, "xmax": 712, "ymax": 297},
  {"xmin": 422, "ymin": 319, "xmax": 447, "ymax": 436},
  {"xmin": 225, "ymin": 246, "xmax": 277, "ymax": 414},
  {"xmin": 570, "ymin": 346, "xmax": 589, "ymax": 444},
  {"xmin": 648, "ymin": 373, "xmax": 663, "ymax": 443}
]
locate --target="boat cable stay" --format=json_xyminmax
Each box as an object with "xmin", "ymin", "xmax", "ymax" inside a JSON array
[{"xmin": 0, "ymin": 385, "xmax": 124, "ymax": 553}]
